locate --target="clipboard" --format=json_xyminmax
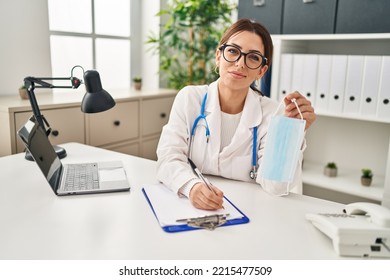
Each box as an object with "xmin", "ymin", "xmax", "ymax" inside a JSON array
[{"xmin": 142, "ymin": 184, "xmax": 249, "ymax": 233}]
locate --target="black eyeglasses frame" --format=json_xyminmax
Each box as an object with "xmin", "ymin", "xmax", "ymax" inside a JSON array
[{"xmin": 219, "ymin": 44, "xmax": 268, "ymax": 69}]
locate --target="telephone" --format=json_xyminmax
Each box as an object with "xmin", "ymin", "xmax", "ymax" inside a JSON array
[{"xmin": 306, "ymin": 202, "xmax": 390, "ymax": 258}]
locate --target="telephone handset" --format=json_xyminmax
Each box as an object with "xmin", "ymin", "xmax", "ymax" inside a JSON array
[
  {"xmin": 306, "ymin": 202, "xmax": 390, "ymax": 258},
  {"xmin": 344, "ymin": 202, "xmax": 390, "ymax": 228}
]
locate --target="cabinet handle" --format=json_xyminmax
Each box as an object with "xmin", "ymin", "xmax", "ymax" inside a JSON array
[
  {"xmin": 114, "ymin": 120, "xmax": 121, "ymax": 126},
  {"xmin": 384, "ymin": 99, "xmax": 389, "ymax": 105},
  {"xmin": 334, "ymin": 95, "xmax": 339, "ymax": 100},
  {"xmin": 320, "ymin": 93, "xmax": 325, "ymax": 98},
  {"xmin": 303, "ymin": 0, "xmax": 314, "ymax": 3},
  {"xmin": 51, "ymin": 130, "xmax": 59, "ymax": 137},
  {"xmin": 366, "ymin": 97, "xmax": 372, "ymax": 103},
  {"xmin": 349, "ymin": 96, "xmax": 355, "ymax": 101},
  {"xmin": 253, "ymin": 0, "xmax": 265, "ymax": 7},
  {"xmin": 160, "ymin": 113, "xmax": 167, "ymax": 118}
]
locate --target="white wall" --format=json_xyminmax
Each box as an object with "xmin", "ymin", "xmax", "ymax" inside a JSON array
[
  {"xmin": 0, "ymin": 0, "xmax": 52, "ymax": 96},
  {"xmin": 383, "ymin": 141, "xmax": 390, "ymax": 209}
]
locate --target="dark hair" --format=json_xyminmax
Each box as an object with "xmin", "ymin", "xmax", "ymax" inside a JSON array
[
  {"xmin": 219, "ymin": 18, "xmax": 273, "ymax": 66},
  {"xmin": 219, "ymin": 19, "xmax": 273, "ymax": 95}
]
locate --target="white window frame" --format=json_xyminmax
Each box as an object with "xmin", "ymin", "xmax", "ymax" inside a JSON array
[{"xmin": 48, "ymin": 0, "xmax": 141, "ymax": 87}]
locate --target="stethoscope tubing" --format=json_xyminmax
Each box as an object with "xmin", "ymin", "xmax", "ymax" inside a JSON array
[{"xmin": 189, "ymin": 92, "xmax": 258, "ymax": 180}]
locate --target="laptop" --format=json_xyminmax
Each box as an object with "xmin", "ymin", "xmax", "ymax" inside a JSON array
[{"xmin": 17, "ymin": 116, "xmax": 130, "ymax": 196}]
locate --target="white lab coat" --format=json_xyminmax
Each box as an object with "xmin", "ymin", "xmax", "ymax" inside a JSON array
[{"xmin": 156, "ymin": 80, "xmax": 304, "ymax": 196}]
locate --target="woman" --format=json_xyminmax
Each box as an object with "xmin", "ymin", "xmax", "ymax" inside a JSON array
[{"xmin": 156, "ymin": 19, "xmax": 316, "ymax": 210}]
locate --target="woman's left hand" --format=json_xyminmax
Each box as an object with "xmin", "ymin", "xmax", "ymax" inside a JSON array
[{"xmin": 284, "ymin": 91, "xmax": 316, "ymax": 130}]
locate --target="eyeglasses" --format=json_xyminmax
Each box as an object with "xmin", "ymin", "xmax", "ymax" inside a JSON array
[{"xmin": 219, "ymin": 44, "xmax": 267, "ymax": 69}]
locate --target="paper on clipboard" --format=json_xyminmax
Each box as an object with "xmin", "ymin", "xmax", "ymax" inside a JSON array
[{"xmin": 142, "ymin": 184, "xmax": 247, "ymax": 230}]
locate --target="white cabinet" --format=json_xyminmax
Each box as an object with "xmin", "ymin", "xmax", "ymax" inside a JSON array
[
  {"xmin": 140, "ymin": 96, "xmax": 175, "ymax": 160},
  {"xmin": 14, "ymin": 107, "xmax": 85, "ymax": 153},
  {"xmin": 0, "ymin": 89, "xmax": 177, "ymax": 161},
  {"xmin": 270, "ymin": 34, "xmax": 390, "ymax": 204},
  {"xmin": 103, "ymin": 141, "xmax": 140, "ymax": 158},
  {"xmin": 141, "ymin": 138, "xmax": 160, "ymax": 161},
  {"xmin": 141, "ymin": 97, "xmax": 173, "ymax": 136},
  {"xmin": 86, "ymin": 100, "xmax": 139, "ymax": 146}
]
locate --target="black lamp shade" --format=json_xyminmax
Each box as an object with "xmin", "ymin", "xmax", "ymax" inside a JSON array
[{"xmin": 81, "ymin": 70, "xmax": 116, "ymax": 113}]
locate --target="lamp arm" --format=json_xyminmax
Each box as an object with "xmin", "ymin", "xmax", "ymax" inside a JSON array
[
  {"xmin": 23, "ymin": 76, "xmax": 82, "ymax": 133},
  {"xmin": 22, "ymin": 67, "xmax": 115, "ymax": 137},
  {"xmin": 24, "ymin": 76, "xmax": 82, "ymax": 89}
]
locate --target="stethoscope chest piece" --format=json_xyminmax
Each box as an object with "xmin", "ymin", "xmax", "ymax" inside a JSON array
[{"xmin": 249, "ymin": 169, "xmax": 257, "ymax": 180}]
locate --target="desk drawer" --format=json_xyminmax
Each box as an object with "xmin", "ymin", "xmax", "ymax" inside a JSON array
[
  {"xmin": 141, "ymin": 97, "xmax": 174, "ymax": 136},
  {"xmin": 104, "ymin": 141, "xmax": 140, "ymax": 157},
  {"xmin": 15, "ymin": 107, "xmax": 85, "ymax": 153},
  {"xmin": 87, "ymin": 100, "xmax": 139, "ymax": 146},
  {"xmin": 141, "ymin": 137, "xmax": 160, "ymax": 160}
]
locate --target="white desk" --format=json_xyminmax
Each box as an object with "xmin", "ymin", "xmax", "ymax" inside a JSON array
[{"xmin": 0, "ymin": 143, "xmax": 346, "ymax": 260}]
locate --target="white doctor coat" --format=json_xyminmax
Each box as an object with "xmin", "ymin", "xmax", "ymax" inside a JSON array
[{"xmin": 156, "ymin": 80, "xmax": 305, "ymax": 196}]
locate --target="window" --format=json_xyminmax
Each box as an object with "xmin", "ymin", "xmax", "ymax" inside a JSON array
[{"xmin": 48, "ymin": 0, "xmax": 132, "ymax": 89}]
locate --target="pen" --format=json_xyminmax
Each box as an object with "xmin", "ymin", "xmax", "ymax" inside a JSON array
[{"xmin": 187, "ymin": 158, "xmax": 216, "ymax": 195}]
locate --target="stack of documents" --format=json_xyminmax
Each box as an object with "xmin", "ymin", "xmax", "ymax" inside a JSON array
[{"xmin": 142, "ymin": 184, "xmax": 249, "ymax": 232}]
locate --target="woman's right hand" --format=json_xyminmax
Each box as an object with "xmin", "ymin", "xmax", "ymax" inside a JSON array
[{"xmin": 189, "ymin": 183, "xmax": 224, "ymax": 210}]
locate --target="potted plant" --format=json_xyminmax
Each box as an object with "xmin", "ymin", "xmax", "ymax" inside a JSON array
[
  {"xmin": 361, "ymin": 168, "xmax": 373, "ymax": 186},
  {"xmin": 147, "ymin": 0, "xmax": 236, "ymax": 89},
  {"xmin": 324, "ymin": 162, "xmax": 337, "ymax": 177},
  {"xmin": 133, "ymin": 76, "xmax": 142, "ymax": 90},
  {"xmin": 19, "ymin": 85, "xmax": 29, "ymax": 100}
]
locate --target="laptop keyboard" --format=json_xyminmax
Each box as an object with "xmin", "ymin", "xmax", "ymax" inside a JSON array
[{"xmin": 64, "ymin": 163, "xmax": 99, "ymax": 191}]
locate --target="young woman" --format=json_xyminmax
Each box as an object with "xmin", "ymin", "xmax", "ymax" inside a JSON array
[{"xmin": 156, "ymin": 19, "xmax": 316, "ymax": 210}]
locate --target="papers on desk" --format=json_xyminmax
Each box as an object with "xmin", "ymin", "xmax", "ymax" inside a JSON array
[{"xmin": 142, "ymin": 184, "xmax": 249, "ymax": 233}]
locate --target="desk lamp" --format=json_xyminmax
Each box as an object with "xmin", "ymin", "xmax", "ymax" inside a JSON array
[{"xmin": 23, "ymin": 66, "xmax": 116, "ymax": 161}]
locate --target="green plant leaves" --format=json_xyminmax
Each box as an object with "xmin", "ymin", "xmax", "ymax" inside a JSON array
[{"xmin": 147, "ymin": 0, "xmax": 236, "ymax": 89}]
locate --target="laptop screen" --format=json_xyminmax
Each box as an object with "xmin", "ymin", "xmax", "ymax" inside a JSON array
[{"xmin": 18, "ymin": 117, "xmax": 63, "ymax": 193}]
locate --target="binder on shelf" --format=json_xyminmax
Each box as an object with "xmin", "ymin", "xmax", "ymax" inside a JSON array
[
  {"xmin": 291, "ymin": 54, "xmax": 304, "ymax": 96},
  {"xmin": 301, "ymin": 54, "xmax": 318, "ymax": 105},
  {"xmin": 142, "ymin": 184, "xmax": 249, "ymax": 233},
  {"xmin": 343, "ymin": 55, "xmax": 364, "ymax": 115},
  {"xmin": 377, "ymin": 56, "xmax": 390, "ymax": 119},
  {"xmin": 315, "ymin": 55, "xmax": 332, "ymax": 112},
  {"xmin": 328, "ymin": 55, "xmax": 347, "ymax": 113},
  {"xmin": 278, "ymin": 53, "xmax": 293, "ymax": 101},
  {"xmin": 360, "ymin": 56, "xmax": 382, "ymax": 116}
]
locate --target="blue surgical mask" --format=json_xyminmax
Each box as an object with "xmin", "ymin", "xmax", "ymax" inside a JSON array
[{"xmin": 258, "ymin": 99, "xmax": 306, "ymax": 195}]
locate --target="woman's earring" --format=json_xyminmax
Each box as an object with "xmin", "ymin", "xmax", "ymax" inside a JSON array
[
  {"xmin": 253, "ymin": 79, "xmax": 260, "ymax": 90},
  {"xmin": 214, "ymin": 65, "xmax": 219, "ymax": 75}
]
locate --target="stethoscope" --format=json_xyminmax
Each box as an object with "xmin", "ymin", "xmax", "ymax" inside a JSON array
[{"xmin": 188, "ymin": 92, "xmax": 258, "ymax": 180}]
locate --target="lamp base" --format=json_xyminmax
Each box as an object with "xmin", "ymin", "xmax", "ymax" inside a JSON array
[{"xmin": 25, "ymin": 145, "xmax": 67, "ymax": 161}]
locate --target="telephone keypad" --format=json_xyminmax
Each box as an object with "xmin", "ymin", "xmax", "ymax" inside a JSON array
[{"xmin": 319, "ymin": 213, "xmax": 355, "ymax": 218}]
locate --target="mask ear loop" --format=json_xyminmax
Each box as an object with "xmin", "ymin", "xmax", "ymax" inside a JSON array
[
  {"xmin": 291, "ymin": 98, "xmax": 304, "ymax": 120},
  {"xmin": 273, "ymin": 96, "xmax": 304, "ymax": 120}
]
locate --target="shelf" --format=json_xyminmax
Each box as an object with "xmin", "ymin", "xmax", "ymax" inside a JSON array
[
  {"xmin": 315, "ymin": 111, "xmax": 390, "ymax": 124},
  {"xmin": 302, "ymin": 162, "xmax": 384, "ymax": 202},
  {"xmin": 269, "ymin": 33, "xmax": 390, "ymax": 205}
]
